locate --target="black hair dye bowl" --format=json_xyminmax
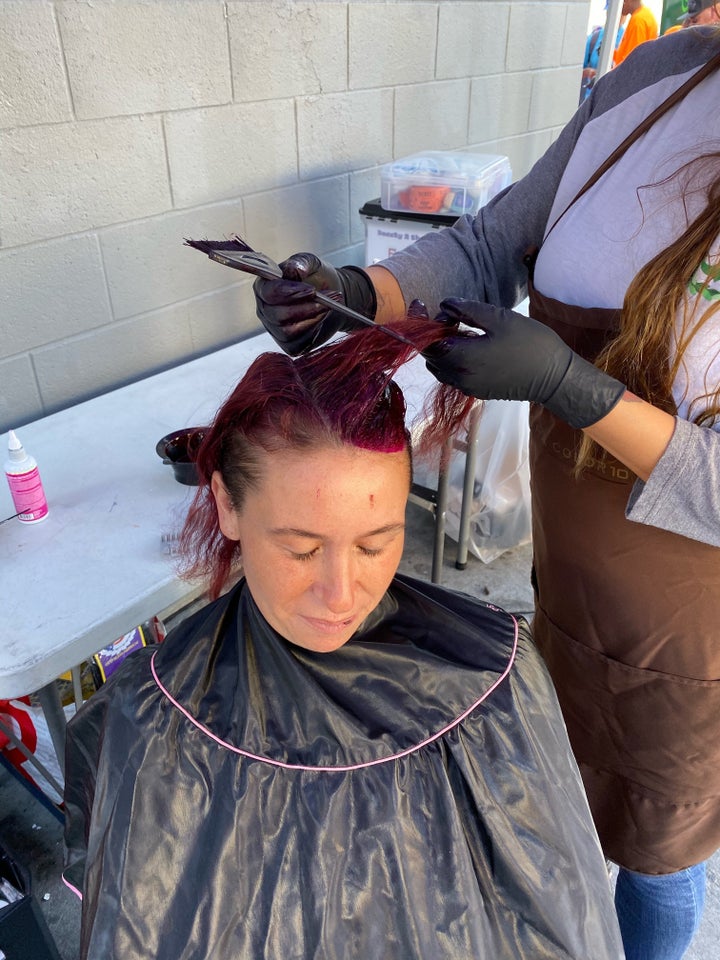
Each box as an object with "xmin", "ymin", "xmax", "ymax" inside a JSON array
[{"xmin": 156, "ymin": 428, "xmax": 206, "ymax": 485}]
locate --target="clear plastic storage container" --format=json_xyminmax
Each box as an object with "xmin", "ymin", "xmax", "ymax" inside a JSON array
[
  {"xmin": 381, "ymin": 151, "xmax": 512, "ymax": 217},
  {"xmin": 359, "ymin": 199, "xmax": 456, "ymax": 265}
]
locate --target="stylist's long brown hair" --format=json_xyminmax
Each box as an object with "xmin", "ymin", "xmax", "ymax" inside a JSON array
[{"xmin": 577, "ymin": 150, "xmax": 720, "ymax": 471}]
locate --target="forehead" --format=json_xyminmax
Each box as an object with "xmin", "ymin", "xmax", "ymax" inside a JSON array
[
  {"xmin": 266, "ymin": 441, "xmax": 409, "ymax": 478},
  {"xmin": 246, "ymin": 443, "xmax": 411, "ymax": 507}
]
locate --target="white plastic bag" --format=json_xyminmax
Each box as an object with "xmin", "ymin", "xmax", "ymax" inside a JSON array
[{"xmin": 444, "ymin": 400, "xmax": 531, "ymax": 563}]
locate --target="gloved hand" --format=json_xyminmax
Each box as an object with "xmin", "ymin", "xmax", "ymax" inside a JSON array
[
  {"xmin": 253, "ymin": 253, "xmax": 377, "ymax": 356},
  {"xmin": 423, "ymin": 298, "xmax": 626, "ymax": 429}
]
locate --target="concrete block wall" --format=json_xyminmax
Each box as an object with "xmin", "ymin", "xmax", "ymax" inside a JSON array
[{"xmin": 0, "ymin": 0, "xmax": 590, "ymax": 432}]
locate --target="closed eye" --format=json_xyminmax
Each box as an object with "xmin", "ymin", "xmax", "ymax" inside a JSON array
[
  {"xmin": 293, "ymin": 545, "xmax": 382, "ymax": 561},
  {"xmin": 278, "ymin": 524, "xmax": 405, "ymax": 562},
  {"xmin": 290, "ymin": 546, "xmax": 320, "ymax": 561}
]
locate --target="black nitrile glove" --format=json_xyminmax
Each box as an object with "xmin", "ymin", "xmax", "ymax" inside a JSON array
[
  {"xmin": 253, "ymin": 253, "xmax": 377, "ymax": 356},
  {"xmin": 423, "ymin": 298, "xmax": 626, "ymax": 429}
]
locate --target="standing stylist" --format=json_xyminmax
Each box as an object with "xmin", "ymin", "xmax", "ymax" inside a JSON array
[{"xmin": 253, "ymin": 27, "xmax": 720, "ymax": 960}]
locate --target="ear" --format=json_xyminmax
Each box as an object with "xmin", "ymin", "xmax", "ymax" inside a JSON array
[{"xmin": 211, "ymin": 471, "xmax": 242, "ymax": 541}]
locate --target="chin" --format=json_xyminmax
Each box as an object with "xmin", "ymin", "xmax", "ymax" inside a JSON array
[{"xmin": 289, "ymin": 630, "xmax": 356, "ymax": 654}]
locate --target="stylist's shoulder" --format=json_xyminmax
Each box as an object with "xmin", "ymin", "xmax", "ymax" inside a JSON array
[{"xmin": 590, "ymin": 24, "xmax": 713, "ymax": 110}]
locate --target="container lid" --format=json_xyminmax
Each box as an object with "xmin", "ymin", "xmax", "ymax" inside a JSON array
[
  {"xmin": 359, "ymin": 199, "xmax": 457, "ymax": 226},
  {"xmin": 381, "ymin": 151, "xmax": 510, "ymax": 183}
]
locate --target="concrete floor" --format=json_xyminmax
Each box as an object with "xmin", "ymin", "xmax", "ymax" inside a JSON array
[{"xmin": 1, "ymin": 500, "xmax": 719, "ymax": 958}]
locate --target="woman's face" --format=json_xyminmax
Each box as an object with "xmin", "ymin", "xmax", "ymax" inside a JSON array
[{"xmin": 212, "ymin": 444, "xmax": 410, "ymax": 652}]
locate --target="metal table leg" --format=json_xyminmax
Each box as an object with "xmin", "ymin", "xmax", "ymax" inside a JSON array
[
  {"xmin": 456, "ymin": 403, "xmax": 482, "ymax": 570},
  {"xmin": 70, "ymin": 664, "xmax": 84, "ymax": 711},
  {"xmin": 431, "ymin": 438, "xmax": 452, "ymax": 584},
  {"xmin": 36, "ymin": 681, "xmax": 67, "ymax": 775}
]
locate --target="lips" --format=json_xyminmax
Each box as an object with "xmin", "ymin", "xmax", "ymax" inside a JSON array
[{"xmin": 301, "ymin": 615, "xmax": 356, "ymax": 634}]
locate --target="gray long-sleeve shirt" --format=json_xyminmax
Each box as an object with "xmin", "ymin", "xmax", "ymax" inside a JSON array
[{"xmin": 381, "ymin": 29, "xmax": 720, "ymax": 547}]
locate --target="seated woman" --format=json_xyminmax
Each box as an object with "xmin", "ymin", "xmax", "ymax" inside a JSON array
[{"xmin": 63, "ymin": 313, "xmax": 622, "ymax": 959}]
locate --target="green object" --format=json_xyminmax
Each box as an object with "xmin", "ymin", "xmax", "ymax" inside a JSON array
[{"xmin": 661, "ymin": 0, "xmax": 688, "ymax": 33}]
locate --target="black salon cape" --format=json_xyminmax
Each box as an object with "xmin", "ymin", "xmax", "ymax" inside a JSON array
[{"xmin": 63, "ymin": 574, "xmax": 621, "ymax": 959}]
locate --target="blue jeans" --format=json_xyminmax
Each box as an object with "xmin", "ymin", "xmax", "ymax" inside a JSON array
[{"xmin": 615, "ymin": 862, "xmax": 706, "ymax": 960}]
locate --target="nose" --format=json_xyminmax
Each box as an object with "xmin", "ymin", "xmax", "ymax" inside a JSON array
[{"xmin": 314, "ymin": 550, "xmax": 356, "ymax": 614}]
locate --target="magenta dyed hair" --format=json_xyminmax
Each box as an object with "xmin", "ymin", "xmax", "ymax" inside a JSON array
[{"xmin": 179, "ymin": 309, "xmax": 476, "ymax": 598}]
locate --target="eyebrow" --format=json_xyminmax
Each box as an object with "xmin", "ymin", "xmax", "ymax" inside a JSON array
[{"xmin": 270, "ymin": 523, "xmax": 406, "ymax": 539}]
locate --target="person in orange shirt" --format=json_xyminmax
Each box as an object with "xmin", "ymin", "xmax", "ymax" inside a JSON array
[{"xmin": 613, "ymin": 0, "xmax": 659, "ymax": 65}]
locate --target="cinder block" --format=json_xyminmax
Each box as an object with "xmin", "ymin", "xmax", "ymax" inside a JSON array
[
  {"xmin": 228, "ymin": 1, "xmax": 346, "ymax": 101},
  {"xmin": 32, "ymin": 307, "xmax": 196, "ymax": 413},
  {"xmin": 349, "ymin": 2, "xmax": 437, "ymax": 89},
  {"xmin": 57, "ymin": 0, "xmax": 230, "ymax": 119},
  {"xmin": 480, "ymin": 129, "xmax": 557, "ymax": 181},
  {"xmin": 165, "ymin": 100, "xmax": 297, "ymax": 208},
  {"xmin": 297, "ymin": 88, "xmax": 393, "ymax": 180},
  {"xmin": 350, "ymin": 168, "xmax": 383, "ymax": 246},
  {"xmin": 0, "ymin": 355, "xmax": 43, "ymax": 433},
  {"xmin": 529, "ymin": 67, "xmax": 581, "ymax": 130},
  {"xmin": 188, "ymin": 283, "xmax": 260, "ymax": 355},
  {"xmin": 394, "ymin": 79, "xmax": 470, "ymax": 158},
  {"xmin": 243, "ymin": 175, "xmax": 350, "ymax": 262},
  {"xmin": 0, "ymin": 235, "xmax": 112, "ymax": 357},
  {"xmin": 469, "ymin": 72, "xmax": 534, "ymax": 144},
  {"xmin": 0, "ymin": 1, "xmax": 71, "ymax": 129},
  {"xmin": 507, "ymin": 3, "xmax": 567, "ymax": 72},
  {"xmin": 437, "ymin": 2, "xmax": 510, "ymax": 79},
  {"xmin": 101, "ymin": 201, "xmax": 247, "ymax": 320},
  {"xmin": 563, "ymin": 2, "xmax": 593, "ymax": 66},
  {"xmin": 325, "ymin": 242, "xmax": 366, "ymax": 271},
  {"xmin": 0, "ymin": 116, "xmax": 171, "ymax": 246}
]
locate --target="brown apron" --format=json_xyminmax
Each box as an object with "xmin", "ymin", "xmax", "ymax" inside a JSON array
[{"xmin": 526, "ymin": 51, "xmax": 720, "ymax": 875}]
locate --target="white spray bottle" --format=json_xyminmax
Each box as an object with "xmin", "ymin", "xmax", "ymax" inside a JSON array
[{"xmin": 4, "ymin": 429, "xmax": 49, "ymax": 523}]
